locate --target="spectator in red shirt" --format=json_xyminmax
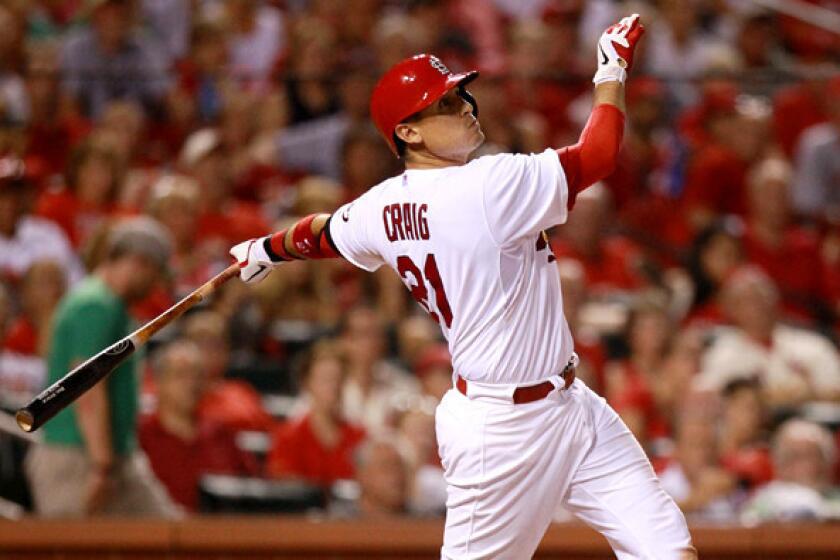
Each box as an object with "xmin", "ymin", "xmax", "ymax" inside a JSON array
[
  {"xmin": 685, "ymin": 218, "xmax": 745, "ymax": 327},
  {"xmin": 742, "ymin": 157, "xmax": 825, "ymax": 320},
  {"xmin": 718, "ymin": 378, "xmax": 774, "ymax": 490},
  {"xmin": 682, "ymin": 97, "xmax": 769, "ymax": 232},
  {"xmin": 267, "ymin": 340, "xmax": 366, "ymax": 486},
  {"xmin": 552, "ymin": 185, "xmax": 649, "ymax": 296},
  {"xmin": 182, "ymin": 310, "xmax": 273, "ymax": 433},
  {"xmin": 179, "ymin": 128, "xmax": 270, "ymax": 248},
  {"xmin": 139, "ymin": 340, "xmax": 257, "ymax": 512},
  {"xmin": 605, "ymin": 296, "xmax": 674, "ymax": 453},
  {"xmin": 37, "ymin": 139, "xmax": 124, "ymax": 248}
]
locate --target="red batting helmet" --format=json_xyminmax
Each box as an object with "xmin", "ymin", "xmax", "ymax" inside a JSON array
[{"xmin": 370, "ymin": 54, "xmax": 479, "ymax": 156}]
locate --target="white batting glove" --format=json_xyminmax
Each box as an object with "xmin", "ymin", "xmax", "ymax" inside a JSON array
[
  {"xmin": 230, "ymin": 237, "xmax": 282, "ymax": 284},
  {"xmin": 593, "ymin": 14, "xmax": 645, "ymax": 85}
]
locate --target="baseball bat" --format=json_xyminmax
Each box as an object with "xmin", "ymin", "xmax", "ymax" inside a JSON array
[{"xmin": 15, "ymin": 263, "xmax": 241, "ymax": 433}]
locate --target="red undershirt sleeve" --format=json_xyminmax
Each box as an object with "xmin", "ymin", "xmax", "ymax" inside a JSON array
[{"xmin": 557, "ymin": 103, "xmax": 625, "ymax": 210}]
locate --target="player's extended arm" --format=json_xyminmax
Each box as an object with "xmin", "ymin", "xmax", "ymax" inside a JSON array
[
  {"xmin": 558, "ymin": 14, "xmax": 644, "ymax": 208},
  {"xmin": 229, "ymin": 214, "xmax": 339, "ymax": 284}
]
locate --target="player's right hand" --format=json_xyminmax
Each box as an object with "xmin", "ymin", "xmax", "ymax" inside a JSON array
[
  {"xmin": 230, "ymin": 236, "xmax": 281, "ymax": 284},
  {"xmin": 593, "ymin": 13, "xmax": 645, "ymax": 84}
]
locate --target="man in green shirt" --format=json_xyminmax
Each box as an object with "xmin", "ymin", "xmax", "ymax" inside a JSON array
[{"xmin": 26, "ymin": 217, "xmax": 178, "ymax": 517}]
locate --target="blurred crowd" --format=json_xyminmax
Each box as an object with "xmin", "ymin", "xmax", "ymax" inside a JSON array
[{"xmin": 0, "ymin": 0, "xmax": 838, "ymax": 524}]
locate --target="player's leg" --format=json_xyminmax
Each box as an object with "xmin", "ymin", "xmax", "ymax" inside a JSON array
[
  {"xmin": 104, "ymin": 451, "xmax": 181, "ymax": 517},
  {"xmin": 561, "ymin": 383, "xmax": 696, "ymax": 560},
  {"xmin": 24, "ymin": 444, "xmax": 89, "ymax": 517},
  {"xmin": 436, "ymin": 388, "xmax": 594, "ymax": 559}
]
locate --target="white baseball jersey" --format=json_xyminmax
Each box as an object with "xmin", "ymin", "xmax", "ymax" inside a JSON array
[{"xmin": 329, "ymin": 148, "xmax": 574, "ymax": 385}]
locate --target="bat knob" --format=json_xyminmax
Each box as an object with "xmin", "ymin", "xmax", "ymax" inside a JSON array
[{"xmin": 16, "ymin": 409, "xmax": 34, "ymax": 432}]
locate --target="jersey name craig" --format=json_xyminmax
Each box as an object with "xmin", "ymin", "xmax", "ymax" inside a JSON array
[{"xmin": 383, "ymin": 203, "xmax": 430, "ymax": 242}]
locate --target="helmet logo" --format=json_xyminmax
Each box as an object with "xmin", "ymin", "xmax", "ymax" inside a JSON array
[{"xmin": 429, "ymin": 57, "xmax": 451, "ymax": 76}]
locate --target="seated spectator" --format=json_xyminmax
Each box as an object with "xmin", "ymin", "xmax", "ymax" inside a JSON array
[
  {"xmin": 146, "ymin": 174, "xmax": 221, "ymax": 298},
  {"xmin": 395, "ymin": 399, "xmax": 446, "ymax": 516},
  {"xmin": 182, "ymin": 310, "xmax": 273, "ymax": 432},
  {"xmin": 742, "ymin": 419, "xmax": 840, "ymax": 522},
  {"xmin": 283, "ymin": 17, "xmax": 339, "ymax": 125},
  {"xmin": 658, "ymin": 405, "xmax": 739, "ymax": 522},
  {"xmin": 173, "ymin": 19, "xmax": 230, "ymax": 126},
  {"xmin": 742, "ymin": 157, "xmax": 825, "ymax": 320},
  {"xmin": 718, "ymin": 378, "xmax": 774, "ymax": 490},
  {"xmin": 266, "ymin": 341, "xmax": 365, "ymax": 487},
  {"xmin": 551, "ymin": 185, "xmax": 649, "ymax": 297},
  {"xmin": 139, "ymin": 340, "xmax": 257, "ymax": 512},
  {"xmin": 685, "ymin": 218, "xmax": 744, "ymax": 326},
  {"xmin": 695, "ymin": 267, "xmax": 840, "ymax": 408},
  {"xmin": 179, "ymin": 127, "xmax": 270, "ymax": 246},
  {"xmin": 396, "ymin": 314, "xmax": 440, "ymax": 373},
  {"xmin": 340, "ymin": 306, "xmax": 419, "ymax": 435},
  {"xmin": 224, "ymin": 0, "xmax": 286, "ymax": 92},
  {"xmin": 0, "ymin": 260, "xmax": 66, "ymax": 411},
  {"xmin": 413, "ymin": 344, "xmax": 453, "ymax": 402},
  {"xmin": 557, "ymin": 258, "xmax": 606, "ymax": 393},
  {"xmin": 59, "ymin": 0, "xmax": 170, "ymax": 119},
  {"xmin": 681, "ymin": 94, "xmax": 769, "ymax": 231},
  {"xmin": 0, "ymin": 157, "xmax": 83, "ymax": 285},
  {"xmin": 605, "ymin": 296, "xmax": 674, "ymax": 453},
  {"xmin": 23, "ymin": 42, "xmax": 90, "ymax": 178},
  {"xmin": 773, "ymin": 74, "xmax": 829, "ymax": 158},
  {"xmin": 792, "ymin": 77, "xmax": 840, "ymax": 223},
  {"xmin": 37, "ymin": 140, "xmax": 125, "ymax": 249},
  {"xmin": 354, "ymin": 438, "xmax": 410, "ymax": 518}
]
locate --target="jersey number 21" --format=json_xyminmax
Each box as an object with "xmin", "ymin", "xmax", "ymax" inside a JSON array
[{"xmin": 397, "ymin": 254, "xmax": 453, "ymax": 328}]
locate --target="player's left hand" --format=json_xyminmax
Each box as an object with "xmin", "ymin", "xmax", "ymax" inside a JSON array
[
  {"xmin": 593, "ymin": 13, "xmax": 645, "ymax": 84},
  {"xmin": 230, "ymin": 236, "xmax": 282, "ymax": 284}
]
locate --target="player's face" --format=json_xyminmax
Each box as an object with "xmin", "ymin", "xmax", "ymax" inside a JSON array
[{"xmin": 405, "ymin": 88, "xmax": 484, "ymax": 163}]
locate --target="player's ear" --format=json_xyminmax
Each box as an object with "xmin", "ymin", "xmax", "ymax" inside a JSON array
[{"xmin": 394, "ymin": 122, "xmax": 423, "ymax": 149}]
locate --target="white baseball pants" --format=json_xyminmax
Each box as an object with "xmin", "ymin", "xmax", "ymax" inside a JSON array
[{"xmin": 436, "ymin": 378, "xmax": 693, "ymax": 559}]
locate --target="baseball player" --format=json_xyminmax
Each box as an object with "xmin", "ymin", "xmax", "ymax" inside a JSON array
[{"xmin": 231, "ymin": 14, "xmax": 696, "ymax": 559}]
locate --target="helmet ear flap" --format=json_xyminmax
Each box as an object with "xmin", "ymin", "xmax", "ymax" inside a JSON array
[{"xmin": 457, "ymin": 87, "xmax": 478, "ymax": 118}]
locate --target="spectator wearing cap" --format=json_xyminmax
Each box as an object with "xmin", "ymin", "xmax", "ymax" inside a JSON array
[
  {"xmin": 25, "ymin": 216, "xmax": 178, "ymax": 518},
  {"xmin": 695, "ymin": 267, "xmax": 840, "ymax": 409},
  {"xmin": 742, "ymin": 419, "xmax": 840, "ymax": 523},
  {"xmin": 59, "ymin": 0, "xmax": 171, "ymax": 119},
  {"xmin": 139, "ymin": 339, "xmax": 258, "ymax": 512},
  {"xmin": 413, "ymin": 343, "xmax": 453, "ymax": 402},
  {"xmin": 266, "ymin": 341, "xmax": 366, "ymax": 487},
  {"xmin": 792, "ymin": 77, "xmax": 840, "ymax": 223},
  {"xmin": 0, "ymin": 157, "xmax": 83, "ymax": 285},
  {"xmin": 179, "ymin": 127, "xmax": 270, "ymax": 247}
]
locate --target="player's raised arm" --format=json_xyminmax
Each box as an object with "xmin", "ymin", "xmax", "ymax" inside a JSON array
[
  {"xmin": 229, "ymin": 213, "xmax": 339, "ymax": 284},
  {"xmin": 558, "ymin": 14, "xmax": 645, "ymax": 208}
]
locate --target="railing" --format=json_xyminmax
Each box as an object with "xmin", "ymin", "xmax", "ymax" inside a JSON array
[{"xmin": 2, "ymin": 518, "xmax": 840, "ymax": 559}]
